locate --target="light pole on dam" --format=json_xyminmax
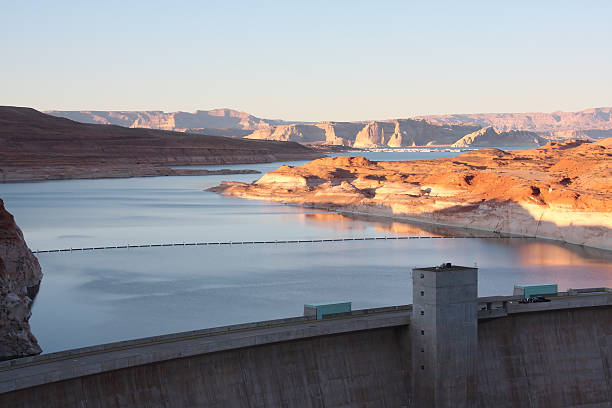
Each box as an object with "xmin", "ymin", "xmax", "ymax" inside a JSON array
[{"xmin": 412, "ymin": 263, "xmax": 478, "ymax": 408}]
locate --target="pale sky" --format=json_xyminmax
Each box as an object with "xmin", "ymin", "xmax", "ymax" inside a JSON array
[{"xmin": 2, "ymin": 0, "xmax": 611, "ymax": 122}]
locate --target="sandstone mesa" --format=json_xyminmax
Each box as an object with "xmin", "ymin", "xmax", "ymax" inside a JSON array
[
  {"xmin": 418, "ymin": 107, "xmax": 612, "ymax": 140},
  {"xmin": 211, "ymin": 139, "xmax": 612, "ymax": 250},
  {"xmin": 45, "ymin": 108, "xmax": 296, "ymax": 132},
  {"xmin": 48, "ymin": 107, "xmax": 612, "ymax": 147}
]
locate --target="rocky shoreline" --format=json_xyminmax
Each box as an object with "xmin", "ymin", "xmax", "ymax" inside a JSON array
[
  {"xmin": 211, "ymin": 139, "xmax": 612, "ymax": 250},
  {"xmin": 0, "ymin": 166, "xmax": 260, "ymax": 183}
]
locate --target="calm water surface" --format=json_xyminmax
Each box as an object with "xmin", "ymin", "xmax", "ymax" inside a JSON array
[{"xmin": 1, "ymin": 151, "xmax": 611, "ymax": 353}]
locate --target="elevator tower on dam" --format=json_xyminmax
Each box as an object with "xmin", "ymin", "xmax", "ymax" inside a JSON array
[{"xmin": 412, "ymin": 263, "xmax": 478, "ymax": 407}]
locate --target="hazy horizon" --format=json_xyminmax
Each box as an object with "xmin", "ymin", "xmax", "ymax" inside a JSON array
[
  {"xmin": 3, "ymin": 1, "xmax": 612, "ymax": 122},
  {"xmin": 40, "ymin": 105, "xmax": 612, "ymax": 124}
]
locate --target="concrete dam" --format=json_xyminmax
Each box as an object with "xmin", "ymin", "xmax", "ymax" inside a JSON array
[{"xmin": 1, "ymin": 265, "xmax": 611, "ymax": 407}]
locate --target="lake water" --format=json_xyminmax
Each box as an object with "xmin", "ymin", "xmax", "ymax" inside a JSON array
[{"xmin": 1, "ymin": 150, "xmax": 611, "ymax": 353}]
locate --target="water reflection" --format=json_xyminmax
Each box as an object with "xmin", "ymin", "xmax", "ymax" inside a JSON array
[
  {"xmin": 297, "ymin": 213, "xmax": 369, "ymax": 231},
  {"xmin": 516, "ymin": 241, "xmax": 612, "ymax": 266},
  {"xmin": 29, "ymin": 237, "xmax": 612, "ymax": 353},
  {"xmin": 299, "ymin": 211, "xmax": 503, "ymax": 238}
]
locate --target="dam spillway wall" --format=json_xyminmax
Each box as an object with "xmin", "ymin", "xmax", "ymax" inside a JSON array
[
  {"xmin": 477, "ymin": 306, "xmax": 612, "ymax": 408},
  {"xmin": 0, "ymin": 326, "xmax": 412, "ymax": 407},
  {"xmin": 1, "ymin": 306, "xmax": 612, "ymax": 407}
]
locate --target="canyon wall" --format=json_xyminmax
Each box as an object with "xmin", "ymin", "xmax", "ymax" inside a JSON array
[
  {"xmin": 46, "ymin": 108, "xmax": 293, "ymax": 132},
  {"xmin": 47, "ymin": 107, "xmax": 612, "ymax": 147},
  {"xmin": 247, "ymin": 119, "xmax": 480, "ymax": 147},
  {"xmin": 0, "ymin": 200, "xmax": 42, "ymax": 360},
  {"xmin": 0, "ymin": 107, "xmax": 321, "ymax": 182}
]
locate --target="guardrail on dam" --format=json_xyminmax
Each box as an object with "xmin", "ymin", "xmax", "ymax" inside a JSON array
[{"xmin": 1, "ymin": 268, "xmax": 611, "ymax": 407}]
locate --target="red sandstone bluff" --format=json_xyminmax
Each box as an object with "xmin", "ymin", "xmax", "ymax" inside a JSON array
[
  {"xmin": 211, "ymin": 139, "xmax": 612, "ymax": 250},
  {"xmin": 0, "ymin": 199, "xmax": 42, "ymax": 360}
]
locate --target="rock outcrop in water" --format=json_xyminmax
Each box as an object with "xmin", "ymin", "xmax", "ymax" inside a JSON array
[
  {"xmin": 211, "ymin": 139, "xmax": 612, "ymax": 250},
  {"xmin": 0, "ymin": 199, "xmax": 42, "ymax": 360}
]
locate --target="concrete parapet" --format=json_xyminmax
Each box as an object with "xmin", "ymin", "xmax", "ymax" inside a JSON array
[{"xmin": 0, "ymin": 307, "xmax": 411, "ymax": 395}]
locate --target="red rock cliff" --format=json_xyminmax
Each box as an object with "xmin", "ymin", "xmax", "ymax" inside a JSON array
[{"xmin": 0, "ymin": 199, "xmax": 42, "ymax": 360}]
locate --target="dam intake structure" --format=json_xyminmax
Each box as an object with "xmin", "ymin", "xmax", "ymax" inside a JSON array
[{"xmin": 1, "ymin": 265, "xmax": 611, "ymax": 407}]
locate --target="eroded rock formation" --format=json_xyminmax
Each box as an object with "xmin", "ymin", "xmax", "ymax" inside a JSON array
[
  {"xmin": 247, "ymin": 119, "xmax": 479, "ymax": 148},
  {"xmin": 451, "ymin": 127, "xmax": 546, "ymax": 147},
  {"xmin": 48, "ymin": 107, "xmax": 612, "ymax": 146},
  {"xmin": 418, "ymin": 107, "xmax": 612, "ymax": 140},
  {"xmin": 211, "ymin": 139, "xmax": 612, "ymax": 249},
  {"xmin": 0, "ymin": 199, "xmax": 42, "ymax": 360},
  {"xmin": 246, "ymin": 122, "xmax": 364, "ymax": 146}
]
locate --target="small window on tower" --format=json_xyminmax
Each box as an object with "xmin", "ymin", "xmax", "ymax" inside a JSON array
[
  {"xmin": 420, "ymin": 273, "xmax": 424, "ymax": 279},
  {"xmin": 420, "ymin": 310, "xmax": 424, "ymax": 316},
  {"xmin": 420, "ymin": 291, "xmax": 424, "ymax": 296},
  {"xmin": 421, "ymin": 330, "xmax": 425, "ymax": 335}
]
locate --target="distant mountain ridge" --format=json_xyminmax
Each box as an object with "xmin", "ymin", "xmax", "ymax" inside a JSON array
[
  {"xmin": 45, "ymin": 108, "xmax": 301, "ymax": 132},
  {"xmin": 416, "ymin": 107, "xmax": 612, "ymax": 140},
  {"xmin": 0, "ymin": 106, "xmax": 320, "ymax": 182},
  {"xmin": 46, "ymin": 107, "xmax": 612, "ymax": 147}
]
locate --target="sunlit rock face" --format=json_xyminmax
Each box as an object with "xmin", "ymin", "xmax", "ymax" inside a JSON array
[
  {"xmin": 46, "ymin": 108, "xmax": 284, "ymax": 131},
  {"xmin": 0, "ymin": 199, "xmax": 43, "ymax": 360},
  {"xmin": 211, "ymin": 139, "xmax": 612, "ymax": 250},
  {"xmin": 247, "ymin": 124, "xmax": 327, "ymax": 143},
  {"xmin": 352, "ymin": 120, "xmax": 478, "ymax": 148},
  {"xmin": 247, "ymin": 119, "xmax": 478, "ymax": 147}
]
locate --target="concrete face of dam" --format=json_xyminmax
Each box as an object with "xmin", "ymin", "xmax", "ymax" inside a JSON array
[
  {"xmin": 2, "ymin": 290, "xmax": 612, "ymax": 407},
  {"xmin": 477, "ymin": 306, "xmax": 612, "ymax": 407},
  {"xmin": 2, "ymin": 306, "xmax": 612, "ymax": 407},
  {"xmin": 1, "ymin": 326, "xmax": 412, "ymax": 407}
]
